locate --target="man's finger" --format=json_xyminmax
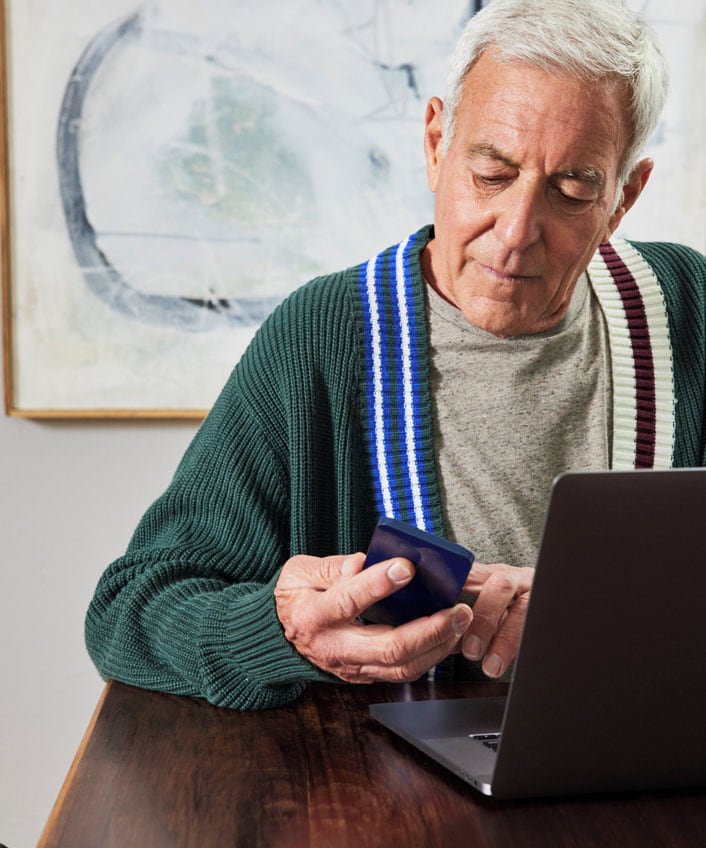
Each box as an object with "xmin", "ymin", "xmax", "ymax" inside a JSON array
[
  {"xmin": 319, "ymin": 557, "xmax": 416, "ymax": 624},
  {"xmin": 325, "ymin": 603, "xmax": 472, "ymax": 683},
  {"xmin": 481, "ymin": 592, "xmax": 531, "ymax": 678},
  {"xmin": 463, "ymin": 569, "xmax": 518, "ymax": 655},
  {"xmin": 463, "ymin": 561, "xmax": 534, "ymax": 595}
]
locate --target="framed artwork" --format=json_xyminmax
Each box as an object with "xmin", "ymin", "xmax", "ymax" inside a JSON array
[{"xmin": 1, "ymin": 0, "xmax": 704, "ymax": 418}]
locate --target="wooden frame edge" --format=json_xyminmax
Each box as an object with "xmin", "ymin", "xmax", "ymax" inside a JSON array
[
  {"xmin": 7, "ymin": 407, "xmax": 207, "ymax": 420},
  {"xmin": 0, "ymin": 2, "xmax": 210, "ymax": 422},
  {"xmin": 1, "ymin": 0, "xmax": 16, "ymax": 416}
]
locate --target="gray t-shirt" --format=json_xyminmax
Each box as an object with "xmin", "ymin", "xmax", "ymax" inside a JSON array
[{"xmin": 427, "ymin": 273, "xmax": 612, "ymax": 568}]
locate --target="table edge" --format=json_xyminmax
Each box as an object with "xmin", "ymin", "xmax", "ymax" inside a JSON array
[{"xmin": 37, "ymin": 680, "xmax": 113, "ymax": 847}]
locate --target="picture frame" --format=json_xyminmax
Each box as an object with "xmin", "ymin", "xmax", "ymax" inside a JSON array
[
  {"xmin": 2, "ymin": 0, "xmax": 704, "ymax": 418},
  {"xmin": 2, "ymin": 0, "xmax": 472, "ymax": 417}
]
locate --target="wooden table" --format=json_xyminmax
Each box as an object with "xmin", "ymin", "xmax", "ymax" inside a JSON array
[{"xmin": 39, "ymin": 679, "xmax": 706, "ymax": 848}]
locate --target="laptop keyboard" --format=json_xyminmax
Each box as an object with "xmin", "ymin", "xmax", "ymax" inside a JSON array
[{"xmin": 469, "ymin": 733, "xmax": 501, "ymax": 751}]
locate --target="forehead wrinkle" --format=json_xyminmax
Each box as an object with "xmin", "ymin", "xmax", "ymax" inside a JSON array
[{"xmin": 466, "ymin": 141, "xmax": 518, "ymax": 168}]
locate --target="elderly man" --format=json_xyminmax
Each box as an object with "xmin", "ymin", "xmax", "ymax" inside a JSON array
[{"xmin": 86, "ymin": 0, "xmax": 706, "ymax": 709}]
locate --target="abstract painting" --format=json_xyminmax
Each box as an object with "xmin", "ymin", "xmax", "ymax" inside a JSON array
[{"xmin": 1, "ymin": 0, "xmax": 703, "ymax": 416}]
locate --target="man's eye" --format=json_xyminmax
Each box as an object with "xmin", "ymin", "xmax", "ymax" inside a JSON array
[
  {"xmin": 559, "ymin": 191, "xmax": 590, "ymax": 204},
  {"xmin": 554, "ymin": 184, "xmax": 597, "ymax": 207},
  {"xmin": 475, "ymin": 174, "xmax": 512, "ymax": 189}
]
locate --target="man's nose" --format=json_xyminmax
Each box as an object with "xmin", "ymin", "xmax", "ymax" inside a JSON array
[{"xmin": 493, "ymin": 183, "xmax": 544, "ymax": 252}]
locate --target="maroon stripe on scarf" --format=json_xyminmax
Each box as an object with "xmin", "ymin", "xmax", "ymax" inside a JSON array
[{"xmin": 599, "ymin": 243, "xmax": 655, "ymax": 467}]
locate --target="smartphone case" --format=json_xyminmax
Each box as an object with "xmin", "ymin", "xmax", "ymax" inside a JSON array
[{"xmin": 362, "ymin": 517, "xmax": 474, "ymax": 626}]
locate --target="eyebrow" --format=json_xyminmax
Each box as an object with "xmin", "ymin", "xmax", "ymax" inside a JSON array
[
  {"xmin": 559, "ymin": 167, "xmax": 606, "ymax": 189},
  {"xmin": 467, "ymin": 142, "xmax": 606, "ymax": 189},
  {"xmin": 467, "ymin": 142, "xmax": 517, "ymax": 169}
]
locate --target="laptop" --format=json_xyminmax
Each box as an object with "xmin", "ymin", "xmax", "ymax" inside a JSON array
[{"xmin": 370, "ymin": 468, "xmax": 706, "ymax": 799}]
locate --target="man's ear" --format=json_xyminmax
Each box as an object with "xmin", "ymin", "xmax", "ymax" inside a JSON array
[
  {"xmin": 424, "ymin": 97, "xmax": 445, "ymax": 193},
  {"xmin": 603, "ymin": 157, "xmax": 654, "ymax": 241}
]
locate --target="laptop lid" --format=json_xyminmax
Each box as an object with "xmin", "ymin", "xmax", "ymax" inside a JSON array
[{"xmin": 370, "ymin": 468, "xmax": 706, "ymax": 799}]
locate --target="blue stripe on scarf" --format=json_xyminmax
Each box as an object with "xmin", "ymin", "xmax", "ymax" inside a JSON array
[{"xmin": 359, "ymin": 232, "xmax": 435, "ymax": 532}]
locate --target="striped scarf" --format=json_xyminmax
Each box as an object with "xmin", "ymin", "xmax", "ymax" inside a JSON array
[{"xmin": 358, "ymin": 230, "xmax": 676, "ymax": 531}]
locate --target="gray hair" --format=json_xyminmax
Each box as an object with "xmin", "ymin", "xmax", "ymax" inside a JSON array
[{"xmin": 441, "ymin": 0, "xmax": 669, "ymax": 185}]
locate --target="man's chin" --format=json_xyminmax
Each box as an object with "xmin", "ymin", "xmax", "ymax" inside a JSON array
[{"xmin": 461, "ymin": 302, "xmax": 567, "ymax": 338}]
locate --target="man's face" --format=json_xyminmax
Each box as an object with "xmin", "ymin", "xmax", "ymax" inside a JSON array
[{"xmin": 422, "ymin": 51, "xmax": 651, "ymax": 337}]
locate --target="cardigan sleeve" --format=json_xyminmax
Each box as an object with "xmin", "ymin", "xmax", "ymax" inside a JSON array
[{"xmin": 85, "ymin": 295, "xmax": 342, "ymax": 710}]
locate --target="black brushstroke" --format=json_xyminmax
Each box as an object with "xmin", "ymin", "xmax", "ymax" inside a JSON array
[{"xmin": 56, "ymin": 12, "xmax": 281, "ymax": 331}]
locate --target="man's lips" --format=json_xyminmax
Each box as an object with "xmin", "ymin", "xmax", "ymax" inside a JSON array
[{"xmin": 478, "ymin": 262, "xmax": 541, "ymax": 282}]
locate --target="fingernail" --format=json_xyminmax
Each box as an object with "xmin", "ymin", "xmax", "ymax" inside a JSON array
[
  {"xmin": 465, "ymin": 635, "xmax": 482, "ymax": 660},
  {"xmin": 483, "ymin": 653, "xmax": 504, "ymax": 678},
  {"xmin": 452, "ymin": 607, "xmax": 471, "ymax": 636},
  {"xmin": 387, "ymin": 560, "xmax": 413, "ymax": 584}
]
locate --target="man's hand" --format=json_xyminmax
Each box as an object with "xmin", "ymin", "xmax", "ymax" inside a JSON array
[
  {"xmin": 274, "ymin": 552, "xmax": 472, "ymax": 683},
  {"xmin": 460, "ymin": 561, "xmax": 534, "ymax": 678}
]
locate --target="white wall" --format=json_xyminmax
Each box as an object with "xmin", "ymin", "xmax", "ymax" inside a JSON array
[
  {"xmin": 0, "ymin": 407, "xmax": 198, "ymax": 847},
  {"xmin": 1, "ymin": 5, "xmax": 703, "ymax": 846}
]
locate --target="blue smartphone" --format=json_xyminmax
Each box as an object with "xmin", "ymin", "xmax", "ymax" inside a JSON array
[{"xmin": 361, "ymin": 517, "xmax": 474, "ymax": 626}]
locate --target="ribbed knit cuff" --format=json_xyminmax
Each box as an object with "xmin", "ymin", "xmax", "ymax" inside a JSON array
[{"xmin": 200, "ymin": 572, "xmax": 338, "ymax": 709}]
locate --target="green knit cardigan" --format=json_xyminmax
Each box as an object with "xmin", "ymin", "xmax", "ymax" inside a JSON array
[{"xmin": 85, "ymin": 226, "xmax": 706, "ymax": 709}]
